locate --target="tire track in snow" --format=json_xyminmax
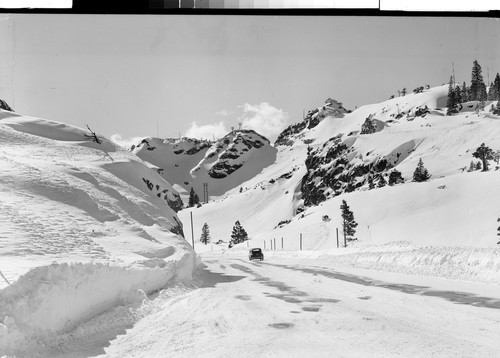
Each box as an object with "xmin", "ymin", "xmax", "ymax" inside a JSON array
[{"xmin": 259, "ymin": 261, "xmax": 500, "ymax": 310}]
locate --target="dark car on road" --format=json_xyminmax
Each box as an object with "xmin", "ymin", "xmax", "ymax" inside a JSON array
[{"xmin": 249, "ymin": 248, "xmax": 264, "ymax": 261}]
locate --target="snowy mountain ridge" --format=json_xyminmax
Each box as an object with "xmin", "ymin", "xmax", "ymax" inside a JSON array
[
  {"xmin": 179, "ymin": 85, "xmax": 500, "ymax": 256},
  {"xmin": 132, "ymin": 129, "xmax": 277, "ymax": 200}
]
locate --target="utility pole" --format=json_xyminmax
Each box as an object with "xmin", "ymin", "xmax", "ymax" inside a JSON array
[
  {"xmin": 190, "ymin": 211, "xmax": 195, "ymax": 250},
  {"xmin": 203, "ymin": 183, "xmax": 208, "ymax": 203}
]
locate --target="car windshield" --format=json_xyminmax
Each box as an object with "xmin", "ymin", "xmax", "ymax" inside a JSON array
[{"xmin": 251, "ymin": 249, "xmax": 261, "ymax": 253}]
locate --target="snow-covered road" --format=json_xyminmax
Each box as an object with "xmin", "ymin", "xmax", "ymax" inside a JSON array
[{"xmin": 95, "ymin": 252, "xmax": 500, "ymax": 358}]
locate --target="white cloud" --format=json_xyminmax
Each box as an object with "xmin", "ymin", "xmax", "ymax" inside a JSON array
[
  {"xmin": 185, "ymin": 121, "xmax": 228, "ymax": 141},
  {"xmin": 239, "ymin": 102, "xmax": 289, "ymax": 142},
  {"xmin": 110, "ymin": 134, "xmax": 146, "ymax": 149}
]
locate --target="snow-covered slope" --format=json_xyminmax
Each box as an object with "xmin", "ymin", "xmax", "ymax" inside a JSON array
[
  {"xmin": 133, "ymin": 129, "xmax": 277, "ymax": 200},
  {"xmin": 179, "ymin": 85, "xmax": 500, "ymax": 278},
  {"xmin": 0, "ymin": 110, "xmax": 196, "ymax": 356}
]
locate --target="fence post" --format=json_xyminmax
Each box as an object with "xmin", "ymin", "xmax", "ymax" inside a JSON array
[
  {"xmin": 274, "ymin": 238, "xmax": 276, "ymax": 251},
  {"xmin": 281, "ymin": 237, "xmax": 283, "ymax": 250},
  {"xmin": 336, "ymin": 228, "xmax": 339, "ymax": 248},
  {"xmin": 300, "ymin": 233, "xmax": 302, "ymax": 251}
]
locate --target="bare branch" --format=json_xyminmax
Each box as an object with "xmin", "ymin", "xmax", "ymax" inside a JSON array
[{"xmin": 85, "ymin": 124, "xmax": 101, "ymax": 144}]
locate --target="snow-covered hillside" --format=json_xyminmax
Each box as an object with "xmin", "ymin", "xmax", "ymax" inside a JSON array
[
  {"xmin": 180, "ymin": 85, "xmax": 500, "ymax": 281},
  {"xmin": 0, "ymin": 110, "xmax": 196, "ymax": 356},
  {"xmin": 133, "ymin": 129, "xmax": 277, "ymax": 200}
]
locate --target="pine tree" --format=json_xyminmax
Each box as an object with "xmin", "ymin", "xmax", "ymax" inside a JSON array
[
  {"xmin": 229, "ymin": 220, "xmax": 248, "ymax": 247},
  {"xmin": 467, "ymin": 161, "xmax": 475, "ymax": 172},
  {"xmin": 461, "ymin": 82, "xmax": 469, "ymax": 102},
  {"xmin": 340, "ymin": 200, "xmax": 358, "ymax": 242},
  {"xmin": 488, "ymin": 73, "xmax": 500, "ymax": 100},
  {"xmin": 200, "ymin": 223, "xmax": 211, "ymax": 245},
  {"xmin": 454, "ymin": 85, "xmax": 462, "ymax": 104},
  {"xmin": 475, "ymin": 161, "xmax": 482, "ymax": 171},
  {"xmin": 388, "ymin": 170, "xmax": 404, "ymax": 185},
  {"xmin": 188, "ymin": 187, "xmax": 200, "ymax": 207},
  {"xmin": 402, "ymin": 88, "xmax": 407, "ymax": 96},
  {"xmin": 470, "ymin": 60, "xmax": 487, "ymax": 101},
  {"xmin": 472, "ymin": 143, "xmax": 494, "ymax": 172},
  {"xmin": 413, "ymin": 158, "xmax": 431, "ymax": 182},
  {"xmin": 446, "ymin": 76, "xmax": 457, "ymax": 115}
]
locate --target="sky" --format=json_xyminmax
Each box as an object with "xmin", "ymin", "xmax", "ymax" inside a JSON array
[{"xmin": 0, "ymin": 14, "xmax": 499, "ymax": 145}]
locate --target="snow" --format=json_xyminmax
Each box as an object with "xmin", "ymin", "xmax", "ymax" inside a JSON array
[
  {"xmin": 2, "ymin": 83, "xmax": 500, "ymax": 357},
  {"xmin": 179, "ymin": 86, "xmax": 500, "ymax": 288},
  {"xmin": 88, "ymin": 253, "xmax": 500, "ymax": 358},
  {"xmin": 132, "ymin": 130, "xmax": 277, "ymax": 200},
  {"xmin": 0, "ymin": 111, "xmax": 196, "ymax": 356}
]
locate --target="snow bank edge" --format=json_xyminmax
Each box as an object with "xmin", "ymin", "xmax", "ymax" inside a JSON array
[{"xmin": 0, "ymin": 248, "xmax": 197, "ymax": 355}]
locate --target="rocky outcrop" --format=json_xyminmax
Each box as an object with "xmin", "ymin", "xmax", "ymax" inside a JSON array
[
  {"xmin": 301, "ymin": 135, "xmax": 397, "ymax": 206},
  {"xmin": 275, "ymin": 98, "xmax": 349, "ymax": 146},
  {"xmin": 0, "ymin": 99, "xmax": 14, "ymax": 112},
  {"xmin": 205, "ymin": 130, "xmax": 268, "ymax": 179},
  {"xmin": 142, "ymin": 177, "xmax": 184, "ymax": 213},
  {"xmin": 132, "ymin": 137, "xmax": 211, "ymax": 155}
]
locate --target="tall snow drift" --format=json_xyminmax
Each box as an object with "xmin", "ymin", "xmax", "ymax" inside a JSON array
[{"xmin": 0, "ymin": 110, "xmax": 196, "ymax": 355}]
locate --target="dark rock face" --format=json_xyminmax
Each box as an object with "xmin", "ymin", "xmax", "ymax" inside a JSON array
[
  {"xmin": 301, "ymin": 135, "xmax": 394, "ymax": 207},
  {"xmin": 0, "ymin": 99, "xmax": 14, "ymax": 112},
  {"xmin": 207, "ymin": 130, "xmax": 269, "ymax": 179},
  {"xmin": 275, "ymin": 121, "xmax": 308, "ymax": 146},
  {"xmin": 208, "ymin": 163, "xmax": 243, "ymax": 178},
  {"xmin": 275, "ymin": 99, "xmax": 349, "ymax": 147},
  {"xmin": 170, "ymin": 217, "xmax": 185, "ymax": 237},
  {"xmin": 186, "ymin": 143, "xmax": 211, "ymax": 155},
  {"xmin": 142, "ymin": 177, "xmax": 184, "ymax": 212}
]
